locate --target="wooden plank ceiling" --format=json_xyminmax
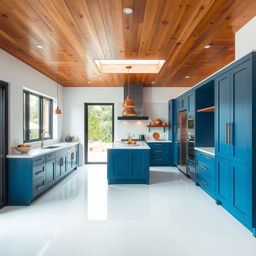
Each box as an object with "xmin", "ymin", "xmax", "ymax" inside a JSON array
[{"xmin": 0, "ymin": 0, "xmax": 256, "ymax": 87}]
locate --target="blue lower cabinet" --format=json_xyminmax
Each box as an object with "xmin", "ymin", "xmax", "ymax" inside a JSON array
[
  {"xmin": 195, "ymin": 150, "xmax": 216, "ymax": 199},
  {"xmin": 147, "ymin": 142, "xmax": 172, "ymax": 166},
  {"xmin": 45, "ymin": 158, "xmax": 55, "ymax": 188},
  {"xmin": 107, "ymin": 149, "xmax": 150, "ymax": 184},
  {"xmin": 7, "ymin": 144, "xmax": 79, "ymax": 206},
  {"xmin": 56, "ymin": 150, "xmax": 66, "ymax": 181},
  {"xmin": 216, "ymin": 157, "xmax": 252, "ymax": 230}
]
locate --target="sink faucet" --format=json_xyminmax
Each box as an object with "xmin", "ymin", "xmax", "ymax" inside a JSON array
[{"xmin": 41, "ymin": 130, "xmax": 51, "ymax": 148}]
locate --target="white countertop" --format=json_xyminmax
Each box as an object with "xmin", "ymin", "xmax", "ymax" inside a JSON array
[
  {"xmin": 7, "ymin": 142, "xmax": 80, "ymax": 158},
  {"xmin": 108, "ymin": 141, "xmax": 150, "ymax": 150},
  {"xmin": 146, "ymin": 140, "xmax": 172, "ymax": 143},
  {"xmin": 195, "ymin": 147, "xmax": 215, "ymax": 156}
]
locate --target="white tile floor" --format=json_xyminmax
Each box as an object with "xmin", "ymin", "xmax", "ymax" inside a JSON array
[{"xmin": 1, "ymin": 165, "xmax": 256, "ymax": 256}]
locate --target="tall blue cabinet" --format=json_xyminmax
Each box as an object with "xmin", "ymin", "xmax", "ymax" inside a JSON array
[{"xmin": 215, "ymin": 56, "xmax": 255, "ymax": 235}]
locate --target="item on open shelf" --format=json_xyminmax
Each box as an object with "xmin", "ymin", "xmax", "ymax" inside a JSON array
[
  {"xmin": 153, "ymin": 132, "xmax": 160, "ymax": 140},
  {"xmin": 162, "ymin": 122, "xmax": 168, "ymax": 127},
  {"xmin": 154, "ymin": 119, "xmax": 162, "ymax": 126},
  {"xmin": 197, "ymin": 106, "xmax": 215, "ymax": 112}
]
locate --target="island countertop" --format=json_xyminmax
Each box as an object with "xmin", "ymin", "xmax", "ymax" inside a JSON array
[{"xmin": 108, "ymin": 141, "xmax": 150, "ymax": 150}]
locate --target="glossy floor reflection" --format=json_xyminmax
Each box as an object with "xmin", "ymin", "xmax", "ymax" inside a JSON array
[{"xmin": 1, "ymin": 165, "xmax": 256, "ymax": 256}]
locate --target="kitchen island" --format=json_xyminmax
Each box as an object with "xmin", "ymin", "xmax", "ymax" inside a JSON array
[{"xmin": 107, "ymin": 141, "xmax": 150, "ymax": 185}]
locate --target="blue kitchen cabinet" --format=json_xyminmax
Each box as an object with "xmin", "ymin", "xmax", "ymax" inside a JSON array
[
  {"xmin": 168, "ymin": 99, "xmax": 178, "ymax": 166},
  {"xmin": 45, "ymin": 152, "xmax": 56, "ymax": 188},
  {"xmin": 187, "ymin": 92, "xmax": 195, "ymax": 114},
  {"xmin": 215, "ymin": 58, "xmax": 254, "ymax": 235},
  {"xmin": 195, "ymin": 150, "xmax": 215, "ymax": 198},
  {"xmin": 177, "ymin": 96, "xmax": 187, "ymax": 111},
  {"xmin": 130, "ymin": 150, "xmax": 150, "ymax": 179},
  {"xmin": 168, "ymin": 99, "xmax": 177, "ymax": 166},
  {"xmin": 147, "ymin": 142, "xmax": 172, "ymax": 166},
  {"xmin": 55, "ymin": 150, "xmax": 66, "ymax": 181},
  {"xmin": 107, "ymin": 149, "xmax": 150, "ymax": 184},
  {"xmin": 215, "ymin": 72, "xmax": 232, "ymax": 159},
  {"xmin": 8, "ymin": 144, "xmax": 79, "ymax": 206}
]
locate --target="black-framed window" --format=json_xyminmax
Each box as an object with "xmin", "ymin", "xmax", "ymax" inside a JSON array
[{"xmin": 23, "ymin": 90, "xmax": 53, "ymax": 142}]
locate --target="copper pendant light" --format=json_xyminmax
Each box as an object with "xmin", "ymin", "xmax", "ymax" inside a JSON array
[
  {"xmin": 123, "ymin": 66, "xmax": 136, "ymax": 116},
  {"xmin": 55, "ymin": 75, "xmax": 62, "ymax": 115}
]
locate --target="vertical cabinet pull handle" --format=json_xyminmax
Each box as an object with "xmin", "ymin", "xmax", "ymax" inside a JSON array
[
  {"xmin": 229, "ymin": 122, "xmax": 233, "ymax": 145},
  {"xmin": 226, "ymin": 122, "xmax": 229, "ymax": 144}
]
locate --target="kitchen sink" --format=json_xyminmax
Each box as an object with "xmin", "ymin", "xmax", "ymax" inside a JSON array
[{"xmin": 42, "ymin": 146, "xmax": 61, "ymax": 149}]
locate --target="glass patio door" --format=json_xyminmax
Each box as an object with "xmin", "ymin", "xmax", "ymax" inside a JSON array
[{"xmin": 85, "ymin": 103, "xmax": 114, "ymax": 164}]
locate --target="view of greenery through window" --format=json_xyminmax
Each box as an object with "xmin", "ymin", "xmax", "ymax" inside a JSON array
[
  {"xmin": 24, "ymin": 91, "xmax": 53, "ymax": 142},
  {"xmin": 29, "ymin": 94, "xmax": 40, "ymax": 140},
  {"xmin": 87, "ymin": 105, "xmax": 113, "ymax": 162}
]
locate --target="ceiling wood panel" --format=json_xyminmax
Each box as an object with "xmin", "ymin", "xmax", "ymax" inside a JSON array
[{"xmin": 0, "ymin": 0, "xmax": 256, "ymax": 87}]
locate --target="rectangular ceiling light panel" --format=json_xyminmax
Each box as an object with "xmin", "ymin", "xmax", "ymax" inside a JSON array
[{"xmin": 94, "ymin": 60, "xmax": 165, "ymax": 73}]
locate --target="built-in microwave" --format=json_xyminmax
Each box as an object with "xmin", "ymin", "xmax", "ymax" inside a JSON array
[{"xmin": 187, "ymin": 115, "xmax": 195, "ymax": 129}]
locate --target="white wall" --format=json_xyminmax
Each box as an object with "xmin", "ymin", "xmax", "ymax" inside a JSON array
[
  {"xmin": 0, "ymin": 50, "xmax": 64, "ymax": 153},
  {"xmin": 63, "ymin": 87, "xmax": 189, "ymax": 162},
  {"xmin": 235, "ymin": 16, "xmax": 256, "ymax": 59}
]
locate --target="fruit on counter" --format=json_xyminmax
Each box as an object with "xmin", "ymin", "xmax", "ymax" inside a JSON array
[
  {"xmin": 131, "ymin": 140, "xmax": 137, "ymax": 145},
  {"xmin": 17, "ymin": 144, "xmax": 31, "ymax": 147},
  {"xmin": 154, "ymin": 119, "xmax": 162, "ymax": 126}
]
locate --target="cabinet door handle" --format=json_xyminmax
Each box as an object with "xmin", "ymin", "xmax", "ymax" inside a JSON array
[
  {"xmin": 60, "ymin": 157, "xmax": 64, "ymax": 166},
  {"xmin": 155, "ymin": 158, "xmax": 163, "ymax": 161},
  {"xmin": 155, "ymin": 150, "xmax": 163, "ymax": 153},
  {"xmin": 36, "ymin": 181, "xmax": 45, "ymax": 191},
  {"xmin": 199, "ymin": 179, "xmax": 208, "ymax": 186},
  {"xmin": 35, "ymin": 167, "xmax": 44, "ymax": 175},
  {"xmin": 225, "ymin": 122, "xmax": 229, "ymax": 144},
  {"xmin": 229, "ymin": 122, "xmax": 233, "ymax": 145},
  {"xmin": 200, "ymin": 165, "xmax": 208, "ymax": 171},
  {"xmin": 35, "ymin": 158, "xmax": 44, "ymax": 162}
]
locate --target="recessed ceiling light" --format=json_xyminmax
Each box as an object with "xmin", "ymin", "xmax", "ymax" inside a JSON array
[
  {"xmin": 36, "ymin": 44, "xmax": 44, "ymax": 49},
  {"xmin": 204, "ymin": 45, "xmax": 211, "ymax": 49},
  {"xmin": 185, "ymin": 76, "xmax": 190, "ymax": 79},
  {"xmin": 123, "ymin": 8, "xmax": 133, "ymax": 14},
  {"xmin": 151, "ymin": 82, "xmax": 155, "ymax": 84},
  {"xmin": 94, "ymin": 59, "xmax": 165, "ymax": 73},
  {"xmin": 88, "ymin": 81, "xmax": 92, "ymax": 84}
]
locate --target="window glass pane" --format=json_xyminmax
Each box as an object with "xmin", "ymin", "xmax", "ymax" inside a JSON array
[
  {"xmin": 43, "ymin": 98, "xmax": 51, "ymax": 136},
  {"xmin": 29, "ymin": 94, "xmax": 40, "ymax": 140}
]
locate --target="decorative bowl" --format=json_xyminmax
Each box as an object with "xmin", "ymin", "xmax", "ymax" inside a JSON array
[
  {"xmin": 154, "ymin": 119, "xmax": 162, "ymax": 126},
  {"xmin": 16, "ymin": 147, "xmax": 31, "ymax": 153},
  {"xmin": 153, "ymin": 132, "xmax": 160, "ymax": 140}
]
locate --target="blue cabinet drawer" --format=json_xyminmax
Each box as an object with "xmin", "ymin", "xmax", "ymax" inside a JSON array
[
  {"xmin": 151, "ymin": 147, "xmax": 169, "ymax": 155},
  {"xmin": 197, "ymin": 170, "xmax": 215, "ymax": 198},
  {"xmin": 196, "ymin": 159, "xmax": 215, "ymax": 179},
  {"xmin": 46, "ymin": 152, "xmax": 56, "ymax": 161},
  {"xmin": 33, "ymin": 176, "xmax": 46, "ymax": 198},
  {"xmin": 150, "ymin": 156, "xmax": 170, "ymax": 166},
  {"xmin": 33, "ymin": 155, "xmax": 45, "ymax": 167},
  {"xmin": 33, "ymin": 163, "xmax": 46, "ymax": 181},
  {"xmin": 196, "ymin": 151, "xmax": 214, "ymax": 163},
  {"xmin": 148, "ymin": 142, "xmax": 170, "ymax": 149}
]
